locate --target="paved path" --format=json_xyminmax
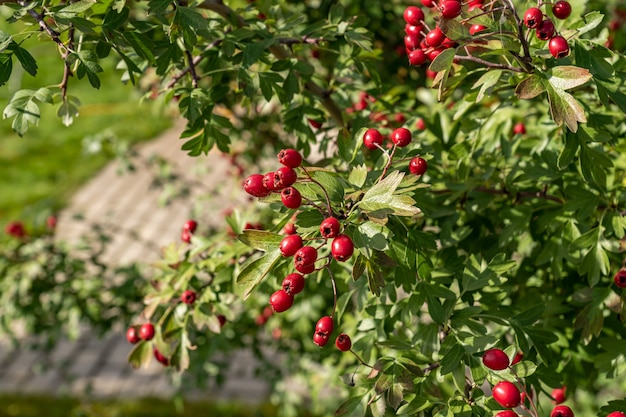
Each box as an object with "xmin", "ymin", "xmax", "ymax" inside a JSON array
[{"xmin": 0, "ymin": 120, "xmax": 269, "ymax": 402}]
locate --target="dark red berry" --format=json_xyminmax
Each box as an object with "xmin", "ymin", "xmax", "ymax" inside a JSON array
[
  {"xmin": 280, "ymin": 234, "xmax": 303, "ymax": 257},
  {"xmin": 316, "ymin": 316, "xmax": 334, "ymax": 334},
  {"xmin": 294, "ymin": 246, "xmax": 318, "ymax": 267},
  {"xmin": 363, "ymin": 128, "xmax": 383, "ymax": 150},
  {"xmin": 217, "ymin": 315, "xmax": 227, "ymax": 327},
  {"xmin": 126, "ymin": 327, "xmax": 140, "ymax": 344},
  {"xmin": 181, "ymin": 290, "xmax": 196, "ymax": 305},
  {"xmin": 263, "ymin": 172, "xmax": 280, "ymax": 191},
  {"xmin": 390, "ymin": 127, "xmax": 412, "ymax": 147},
  {"xmin": 482, "ymin": 348, "xmax": 510, "ymax": 370},
  {"xmin": 308, "ymin": 118, "xmax": 322, "ymax": 129},
  {"xmin": 524, "ymin": 7, "xmax": 543, "ymax": 29},
  {"xmin": 511, "ymin": 351, "xmax": 524, "ymax": 365},
  {"xmin": 335, "ymin": 333, "xmax": 352, "ymax": 351},
  {"xmin": 139, "ymin": 323, "xmax": 155, "ymax": 341},
  {"xmin": 409, "ymin": 157, "xmax": 428, "ymax": 175},
  {"xmin": 408, "ymin": 49, "xmax": 427, "ymax": 66},
  {"xmin": 154, "ymin": 348, "xmax": 169, "ymax": 366},
  {"xmin": 513, "ymin": 122, "xmax": 526, "ymax": 135},
  {"xmin": 536, "ymin": 19, "xmax": 555, "ymax": 40},
  {"xmin": 331, "ymin": 234, "xmax": 354, "ymax": 262},
  {"xmin": 440, "ymin": 0, "xmax": 462, "ymax": 19},
  {"xmin": 426, "ymin": 27, "xmax": 445, "ymax": 47},
  {"xmin": 269, "ymin": 289, "xmax": 294, "ymax": 313},
  {"xmin": 495, "ymin": 411, "xmax": 519, "ymax": 417},
  {"xmin": 320, "ymin": 217, "xmax": 341, "ymax": 238},
  {"xmin": 278, "ymin": 149, "xmax": 302, "ymax": 168},
  {"xmin": 183, "ymin": 220, "xmax": 197, "ymax": 233},
  {"xmin": 421, "ymin": 0, "xmax": 434, "ymax": 7},
  {"xmin": 550, "ymin": 405, "xmax": 574, "ymax": 417},
  {"xmin": 313, "ymin": 331, "xmax": 330, "ymax": 347},
  {"xmin": 552, "ymin": 1, "xmax": 571, "ymax": 19},
  {"xmin": 244, "ymin": 174, "xmax": 270, "ymax": 197},
  {"xmin": 549, "ymin": 35, "xmax": 570, "ymax": 58},
  {"xmin": 492, "ymin": 381, "xmax": 521, "ymax": 408},
  {"xmin": 403, "ymin": 6, "xmax": 424, "ymax": 26},
  {"xmin": 282, "ymin": 273, "xmax": 305, "ymax": 295},
  {"xmin": 295, "ymin": 262, "xmax": 316, "ymax": 274},
  {"xmin": 404, "ymin": 33, "xmax": 421, "ymax": 51},
  {"xmin": 551, "ymin": 386, "xmax": 566, "ymax": 404},
  {"xmin": 275, "ymin": 166, "xmax": 298, "ymax": 188},
  {"xmin": 5, "ymin": 221, "xmax": 26, "ymax": 238},
  {"xmin": 614, "ymin": 270, "xmax": 626, "ymax": 288},
  {"xmin": 281, "ymin": 187, "xmax": 302, "ymax": 209}
]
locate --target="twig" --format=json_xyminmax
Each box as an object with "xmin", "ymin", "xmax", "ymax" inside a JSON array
[
  {"xmin": 184, "ymin": 50, "xmax": 199, "ymax": 88},
  {"xmin": 454, "ymin": 54, "xmax": 526, "ymax": 73},
  {"xmin": 301, "ymin": 166, "xmax": 333, "ymax": 216},
  {"xmin": 501, "ymin": 0, "xmax": 534, "ymax": 71}
]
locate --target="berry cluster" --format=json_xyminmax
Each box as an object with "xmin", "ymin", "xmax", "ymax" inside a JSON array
[
  {"xmin": 523, "ymin": 1, "xmax": 572, "ymax": 58},
  {"xmin": 362, "ymin": 126, "xmax": 428, "ymax": 176},
  {"xmin": 180, "ymin": 219, "xmax": 197, "ymax": 243}
]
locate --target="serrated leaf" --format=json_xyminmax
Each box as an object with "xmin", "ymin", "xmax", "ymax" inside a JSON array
[
  {"xmin": 236, "ymin": 250, "xmax": 282, "ymax": 299},
  {"xmin": 176, "ymin": 6, "xmax": 207, "ymax": 30},
  {"xmin": 360, "ymin": 171, "xmax": 420, "ymax": 219},
  {"xmin": 311, "ymin": 170, "xmax": 344, "ymax": 201},
  {"xmin": 472, "ymin": 70, "xmax": 502, "ymax": 102},
  {"xmin": 515, "ymin": 74, "xmax": 546, "ymax": 99},
  {"xmin": 237, "ymin": 230, "xmax": 283, "ymax": 252},
  {"xmin": 571, "ymin": 11, "xmax": 604, "ymax": 35},
  {"xmin": 547, "ymin": 66, "xmax": 592, "ymax": 90},
  {"xmin": 334, "ymin": 395, "xmax": 367, "ymax": 417},
  {"xmin": 439, "ymin": 18, "xmax": 469, "ymax": 41},
  {"xmin": 242, "ymin": 37, "xmax": 275, "ymax": 68},
  {"xmin": 57, "ymin": 96, "xmax": 80, "ymax": 126},
  {"xmin": 128, "ymin": 340, "xmax": 151, "ymax": 369},
  {"xmin": 102, "ymin": 6, "xmax": 129, "ymax": 30},
  {"xmin": 57, "ymin": 0, "xmax": 96, "ymax": 17},
  {"xmin": 348, "ymin": 164, "xmax": 367, "ymax": 188},
  {"xmin": 546, "ymin": 83, "xmax": 586, "ymax": 132},
  {"xmin": 429, "ymin": 47, "xmax": 455, "ymax": 73}
]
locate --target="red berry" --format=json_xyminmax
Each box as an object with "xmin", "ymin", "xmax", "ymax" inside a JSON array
[
  {"xmin": 244, "ymin": 174, "xmax": 270, "ymax": 197},
  {"xmin": 275, "ymin": 166, "xmax": 298, "ymax": 188},
  {"xmin": 405, "ymin": 24, "xmax": 422, "ymax": 37},
  {"xmin": 524, "ymin": 7, "xmax": 543, "ymax": 29},
  {"xmin": 409, "ymin": 157, "xmax": 428, "ymax": 175},
  {"xmin": 551, "ymin": 386, "xmax": 566, "ymax": 404},
  {"xmin": 408, "ymin": 49, "xmax": 427, "ymax": 66},
  {"xmin": 294, "ymin": 245, "xmax": 318, "ymax": 267},
  {"xmin": 217, "ymin": 315, "xmax": 227, "ymax": 327},
  {"xmin": 469, "ymin": 24, "xmax": 487, "ymax": 35},
  {"xmin": 139, "ymin": 323, "xmax": 155, "ymax": 341},
  {"xmin": 335, "ymin": 333, "xmax": 352, "ymax": 351},
  {"xmin": 404, "ymin": 33, "xmax": 421, "ymax": 51},
  {"xmin": 181, "ymin": 290, "xmax": 196, "ymax": 305},
  {"xmin": 183, "ymin": 220, "xmax": 197, "ymax": 233},
  {"xmin": 549, "ymin": 35, "xmax": 570, "ymax": 58},
  {"xmin": 126, "ymin": 327, "xmax": 140, "ymax": 344},
  {"xmin": 607, "ymin": 413, "xmax": 626, "ymax": 417},
  {"xmin": 513, "ymin": 122, "xmax": 526, "ymax": 135},
  {"xmin": 281, "ymin": 187, "xmax": 302, "ymax": 209},
  {"xmin": 495, "ymin": 411, "xmax": 518, "ymax": 417},
  {"xmin": 308, "ymin": 118, "xmax": 322, "ymax": 129},
  {"xmin": 320, "ymin": 217, "xmax": 341, "ymax": 238},
  {"xmin": 390, "ymin": 127, "xmax": 412, "ymax": 147},
  {"xmin": 280, "ymin": 234, "xmax": 303, "ymax": 257},
  {"xmin": 415, "ymin": 118, "xmax": 426, "ymax": 130},
  {"xmin": 492, "ymin": 381, "xmax": 521, "ymax": 408},
  {"xmin": 5, "ymin": 221, "xmax": 26, "ymax": 238},
  {"xmin": 403, "ymin": 6, "xmax": 424, "ymax": 26},
  {"xmin": 295, "ymin": 262, "xmax": 316, "ymax": 274},
  {"xmin": 550, "ymin": 405, "xmax": 574, "ymax": 417},
  {"xmin": 46, "ymin": 215, "xmax": 57, "ymax": 229},
  {"xmin": 511, "ymin": 351, "xmax": 524, "ymax": 365},
  {"xmin": 552, "ymin": 1, "xmax": 571, "ymax": 19},
  {"xmin": 482, "ymin": 348, "xmax": 510, "ymax": 370},
  {"xmin": 269, "ymin": 289, "xmax": 294, "ymax": 313},
  {"xmin": 282, "ymin": 272, "xmax": 305, "ymax": 295},
  {"xmin": 536, "ymin": 19, "xmax": 556, "ymax": 40},
  {"xmin": 313, "ymin": 331, "xmax": 330, "ymax": 347},
  {"xmin": 614, "ymin": 270, "xmax": 626, "ymax": 288},
  {"xmin": 181, "ymin": 230, "xmax": 192, "ymax": 243},
  {"xmin": 153, "ymin": 348, "xmax": 169, "ymax": 366},
  {"xmin": 421, "ymin": 0, "xmax": 434, "ymax": 7},
  {"xmin": 363, "ymin": 128, "xmax": 383, "ymax": 150},
  {"xmin": 283, "ymin": 222, "xmax": 297, "ymax": 235},
  {"xmin": 331, "ymin": 234, "xmax": 354, "ymax": 262},
  {"xmin": 277, "ymin": 149, "xmax": 302, "ymax": 168},
  {"xmin": 428, "ymin": 48, "xmax": 443, "ymax": 62},
  {"xmin": 263, "ymin": 172, "xmax": 280, "ymax": 191},
  {"xmin": 426, "ymin": 27, "xmax": 445, "ymax": 47},
  {"xmin": 316, "ymin": 316, "xmax": 334, "ymax": 334},
  {"xmin": 440, "ymin": 0, "xmax": 462, "ymax": 19}
]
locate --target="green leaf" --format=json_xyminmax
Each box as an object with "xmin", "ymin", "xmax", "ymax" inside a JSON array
[
  {"xmin": 558, "ymin": 132, "xmax": 579, "ymax": 169},
  {"xmin": 176, "ymin": 6, "xmax": 207, "ymax": 31},
  {"xmin": 334, "ymin": 395, "xmax": 367, "ymax": 417},
  {"xmin": 348, "ymin": 164, "xmax": 367, "ymax": 188},
  {"xmin": 310, "ymin": 170, "xmax": 344, "ymax": 201},
  {"xmin": 515, "ymin": 74, "xmax": 546, "ymax": 99},
  {"xmin": 0, "ymin": 30, "xmax": 12, "ymax": 52},
  {"xmin": 439, "ymin": 18, "xmax": 469, "ymax": 41},
  {"xmin": 0, "ymin": 54, "xmax": 12, "ymax": 87},
  {"xmin": 148, "ymin": 0, "xmax": 171, "ymax": 14},
  {"xmin": 236, "ymin": 250, "xmax": 282, "ymax": 299},
  {"xmin": 429, "ymin": 47, "xmax": 455, "ymax": 73},
  {"xmin": 128, "ymin": 340, "xmax": 152, "ymax": 369},
  {"xmin": 283, "ymin": 69, "xmax": 299, "ymax": 103},
  {"xmin": 102, "ymin": 6, "xmax": 129, "ymax": 30},
  {"xmin": 57, "ymin": 95, "xmax": 81, "ymax": 127},
  {"xmin": 570, "ymin": 11, "xmax": 604, "ymax": 35},
  {"xmin": 472, "ymin": 70, "xmax": 502, "ymax": 102},
  {"xmin": 122, "ymin": 31, "xmax": 156, "ymax": 63},
  {"xmin": 545, "ymin": 82, "xmax": 587, "ymax": 132},
  {"xmin": 3, "ymin": 88, "xmax": 51, "ymax": 136},
  {"xmin": 511, "ymin": 360, "xmax": 537, "ymax": 378},
  {"xmin": 12, "ymin": 44, "xmax": 37, "ymax": 76},
  {"xmin": 242, "ymin": 37, "xmax": 275, "ymax": 68},
  {"xmin": 237, "ymin": 230, "xmax": 283, "ymax": 252},
  {"xmin": 328, "ymin": 3, "xmax": 344, "ymax": 25},
  {"xmin": 440, "ymin": 340, "xmax": 464, "ymax": 375},
  {"xmin": 360, "ymin": 171, "xmax": 421, "ymax": 221},
  {"xmin": 547, "ymin": 66, "xmax": 592, "ymax": 90},
  {"xmin": 57, "ymin": 0, "xmax": 97, "ymax": 17}
]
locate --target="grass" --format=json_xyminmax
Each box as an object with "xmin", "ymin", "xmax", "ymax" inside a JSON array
[{"xmin": 0, "ymin": 25, "xmax": 173, "ymax": 229}]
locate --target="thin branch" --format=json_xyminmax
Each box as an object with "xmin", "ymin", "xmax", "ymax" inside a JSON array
[
  {"xmin": 166, "ymin": 37, "xmax": 223, "ymax": 90},
  {"xmin": 454, "ymin": 54, "xmax": 526, "ymax": 73},
  {"xmin": 501, "ymin": 0, "xmax": 533, "ymax": 71},
  {"xmin": 184, "ymin": 50, "xmax": 199, "ymax": 88},
  {"xmin": 301, "ymin": 166, "xmax": 333, "ymax": 216}
]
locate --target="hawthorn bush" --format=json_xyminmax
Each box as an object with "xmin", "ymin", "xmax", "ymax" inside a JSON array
[{"xmin": 2, "ymin": 0, "xmax": 626, "ymax": 416}]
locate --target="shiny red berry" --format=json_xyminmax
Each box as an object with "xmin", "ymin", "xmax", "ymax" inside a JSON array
[
  {"xmin": 408, "ymin": 49, "xmax": 427, "ymax": 66},
  {"xmin": 154, "ymin": 348, "xmax": 169, "ymax": 366},
  {"xmin": 294, "ymin": 245, "xmax": 317, "ymax": 267},
  {"xmin": 278, "ymin": 149, "xmax": 302, "ymax": 168},
  {"xmin": 614, "ymin": 269, "xmax": 626, "ymax": 288},
  {"xmin": 139, "ymin": 323, "xmax": 155, "ymax": 341},
  {"xmin": 5, "ymin": 221, "xmax": 26, "ymax": 238},
  {"xmin": 405, "ymin": 24, "xmax": 422, "ymax": 37},
  {"xmin": 513, "ymin": 122, "xmax": 526, "ymax": 135},
  {"xmin": 511, "ymin": 351, "xmax": 524, "ymax": 365},
  {"xmin": 320, "ymin": 217, "xmax": 341, "ymax": 238},
  {"xmin": 335, "ymin": 333, "xmax": 352, "ymax": 351},
  {"xmin": 363, "ymin": 128, "xmax": 383, "ymax": 150},
  {"xmin": 415, "ymin": 118, "xmax": 426, "ymax": 130},
  {"xmin": 524, "ymin": 7, "xmax": 543, "ymax": 29},
  {"xmin": 390, "ymin": 127, "xmax": 412, "ymax": 147},
  {"xmin": 295, "ymin": 262, "xmax": 316, "ymax": 274},
  {"xmin": 536, "ymin": 19, "xmax": 555, "ymax": 40},
  {"xmin": 404, "ymin": 33, "xmax": 421, "ymax": 51},
  {"xmin": 282, "ymin": 273, "xmax": 305, "ymax": 295},
  {"xmin": 281, "ymin": 187, "xmax": 302, "ymax": 209},
  {"xmin": 263, "ymin": 172, "xmax": 280, "ymax": 191},
  {"xmin": 126, "ymin": 327, "xmax": 140, "ymax": 344},
  {"xmin": 421, "ymin": 0, "xmax": 434, "ymax": 7},
  {"xmin": 492, "ymin": 381, "xmax": 521, "ymax": 408},
  {"xmin": 482, "ymin": 348, "xmax": 510, "ymax": 370},
  {"xmin": 331, "ymin": 234, "xmax": 354, "ymax": 262},
  {"xmin": 495, "ymin": 411, "xmax": 518, "ymax": 417},
  {"xmin": 551, "ymin": 386, "xmax": 566, "ymax": 404},
  {"xmin": 181, "ymin": 290, "xmax": 196, "ymax": 305},
  {"xmin": 469, "ymin": 24, "xmax": 487, "ymax": 35},
  {"xmin": 441, "ymin": 0, "xmax": 462, "ymax": 19},
  {"xmin": 426, "ymin": 27, "xmax": 445, "ymax": 47},
  {"xmin": 181, "ymin": 230, "xmax": 192, "ymax": 243},
  {"xmin": 280, "ymin": 234, "xmax": 303, "ymax": 257},
  {"xmin": 316, "ymin": 316, "xmax": 334, "ymax": 334},
  {"xmin": 403, "ymin": 6, "xmax": 424, "ymax": 26},
  {"xmin": 313, "ymin": 331, "xmax": 330, "ymax": 347},
  {"xmin": 550, "ymin": 405, "xmax": 574, "ymax": 417},
  {"xmin": 552, "ymin": 1, "xmax": 571, "ymax": 19},
  {"xmin": 283, "ymin": 222, "xmax": 297, "ymax": 235},
  {"xmin": 549, "ymin": 35, "xmax": 570, "ymax": 58},
  {"xmin": 275, "ymin": 166, "xmax": 298, "ymax": 188},
  {"xmin": 409, "ymin": 157, "xmax": 428, "ymax": 175},
  {"xmin": 244, "ymin": 174, "xmax": 270, "ymax": 197},
  {"xmin": 183, "ymin": 220, "xmax": 197, "ymax": 233},
  {"xmin": 607, "ymin": 412, "xmax": 626, "ymax": 417},
  {"xmin": 269, "ymin": 289, "xmax": 294, "ymax": 313}
]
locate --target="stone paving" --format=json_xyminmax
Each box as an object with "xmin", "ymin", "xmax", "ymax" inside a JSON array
[{"xmin": 0, "ymin": 120, "xmax": 269, "ymax": 402}]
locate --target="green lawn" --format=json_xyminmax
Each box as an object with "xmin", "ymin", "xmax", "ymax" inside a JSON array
[{"xmin": 0, "ymin": 28, "xmax": 173, "ymax": 229}]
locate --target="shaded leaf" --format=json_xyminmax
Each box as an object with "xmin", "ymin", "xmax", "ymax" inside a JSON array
[
  {"xmin": 236, "ymin": 250, "xmax": 282, "ymax": 299},
  {"xmin": 547, "ymin": 66, "xmax": 592, "ymax": 90},
  {"xmin": 515, "ymin": 74, "xmax": 545, "ymax": 99},
  {"xmin": 128, "ymin": 341, "xmax": 151, "ymax": 369},
  {"xmin": 238, "ymin": 230, "xmax": 283, "ymax": 252}
]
